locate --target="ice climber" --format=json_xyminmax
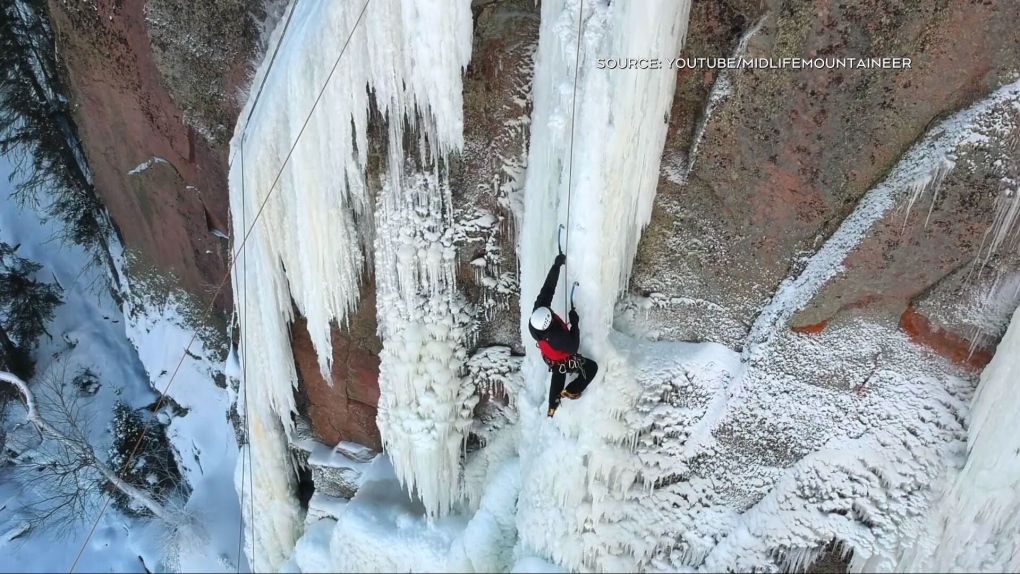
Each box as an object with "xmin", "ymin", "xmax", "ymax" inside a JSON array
[{"xmin": 529, "ymin": 253, "xmax": 599, "ymax": 417}]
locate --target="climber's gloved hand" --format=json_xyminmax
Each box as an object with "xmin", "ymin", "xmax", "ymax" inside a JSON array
[
  {"xmin": 555, "ymin": 253, "xmax": 566, "ymax": 266},
  {"xmin": 569, "ymin": 307, "xmax": 579, "ymax": 325}
]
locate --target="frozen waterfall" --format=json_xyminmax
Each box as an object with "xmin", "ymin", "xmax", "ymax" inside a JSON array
[
  {"xmin": 515, "ymin": 0, "xmax": 692, "ymax": 570},
  {"xmin": 228, "ymin": 0, "xmax": 472, "ymax": 569}
]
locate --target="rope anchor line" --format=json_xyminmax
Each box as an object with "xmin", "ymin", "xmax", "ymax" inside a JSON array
[{"xmin": 562, "ymin": 0, "xmax": 585, "ymax": 314}]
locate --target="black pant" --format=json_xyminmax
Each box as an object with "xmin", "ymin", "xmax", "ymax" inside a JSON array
[{"xmin": 548, "ymin": 355, "xmax": 599, "ymax": 410}]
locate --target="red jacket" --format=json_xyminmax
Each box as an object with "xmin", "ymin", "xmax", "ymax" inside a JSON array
[
  {"xmin": 529, "ymin": 260, "xmax": 579, "ymax": 362},
  {"xmin": 537, "ymin": 315, "xmax": 573, "ymax": 361}
]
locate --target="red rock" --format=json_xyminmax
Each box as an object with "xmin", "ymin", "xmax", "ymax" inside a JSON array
[
  {"xmin": 290, "ymin": 279, "xmax": 382, "ymax": 451},
  {"xmin": 344, "ymin": 399, "xmax": 382, "ymax": 452},
  {"xmin": 900, "ymin": 306, "xmax": 992, "ymax": 370},
  {"xmin": 792, "ymin": 321, "xmax": 828, "ymax": 335},
  {"xmin": 47, "ymin": 0, "xmax": 238, "ymax": 312}
]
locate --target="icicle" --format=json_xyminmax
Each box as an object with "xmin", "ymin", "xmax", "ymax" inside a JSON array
[
  {"xmin": 374, "ymin": 172, "xmax": 479, "ymax": 519},
  {"xmin": 973, "ymin": 186, "xmax": 1020, "ymax": 279},
  {"xmin": 226, "ymin": 0, "xmax": 474, "ymax": 565},
  {"xmin": 900, "ymin": 157, "xmax": 955, "ymax": 232}
]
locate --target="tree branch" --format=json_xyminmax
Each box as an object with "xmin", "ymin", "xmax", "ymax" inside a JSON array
[{"xmin": 0, "ymin": 370, "xmax": 173, "ymax": 521}]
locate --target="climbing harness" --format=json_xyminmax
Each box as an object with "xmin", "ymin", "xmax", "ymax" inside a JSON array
[{"xmin": 544, "ymin": 353, "xmax": 586, "ymax": 375}]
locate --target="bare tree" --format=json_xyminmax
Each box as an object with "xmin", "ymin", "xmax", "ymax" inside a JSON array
[
  {"xmin": 0, "ymin": 368, "xmax": 177, "ymax": 531},
  {"xmin": 1, "ymin": 364, "xmax": 212, "ymax": 574}
]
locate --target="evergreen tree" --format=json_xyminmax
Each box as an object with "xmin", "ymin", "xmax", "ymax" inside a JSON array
[
  {"xmin": 0, "ymin": 0, "xmax": 113, "ymax": 269},
  {"xmin": 106, "ymin": 400, "xmax": 186, "ymax": 517},
  {"xmin": 0, "ymin": 241, "xmax": 62, "ymax": 380}
]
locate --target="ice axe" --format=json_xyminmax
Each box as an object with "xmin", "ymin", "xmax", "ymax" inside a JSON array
[
  {"xmin": 557, "ymin": 224, "xmax": 566, "ymax": 256},
  {"xmin": 570, "ymin": 281, "xmax": 578, "ymax": 309}
]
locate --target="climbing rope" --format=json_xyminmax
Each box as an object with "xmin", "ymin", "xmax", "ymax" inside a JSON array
[
  {"xmin": 236, "ymin": 132, "xmax": 255, "ymax": 573},
  {"xmin": 67, "ymin": 1, "xmax": 373, "ymax": 571},
  {"xmin": 234, "ymin": 1, "xmax": 306, "ymax": 565},
  {"xmin": 563, "ymin": 0, "xmax": 584, "ymax": 314}
]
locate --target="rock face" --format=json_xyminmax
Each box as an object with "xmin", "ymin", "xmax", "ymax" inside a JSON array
[
  {"xmin": 454, "ymin": 0, "xmax": 540, "ymax": 354},
  {"xmin": 143, "ymin": 0, "xmax": 266, "ymax": 145},
  {"xmin": 289, "ymin": 436, "xmax": 369, "ymax": 501},
  {"xmin": 789, "ymin": 97, "xmax": 1020, "ymax": 369},
  {"xmin": 630, "ymin": 0, "xmax": 1020, "ymax": 361},
  {"xmin": 291, "ymin": 279, "xmax": 383, "ymax": 451},
  {"xmin": 45, "ymin": 0, "xmax": 261, "ymax": 312},
  {"xmin": 627, "ymin": 0, "xmax": 759, "ymax": 345}
]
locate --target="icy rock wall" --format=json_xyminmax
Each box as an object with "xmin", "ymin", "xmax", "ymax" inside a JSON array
[
  {"xmin": 681, "ymin": 79, "xmax": 1020, "ymax": 573},
  {"xmin": 516, "ymin": 0, "xmax": 692, "ymax": 570},
  {"xmin": 744, "ymin": 78, "xmax": 1020, "ymax": 363},
  {"xmin": 228, "ymin": 0, "xmax": 473, "ymax": 566}
]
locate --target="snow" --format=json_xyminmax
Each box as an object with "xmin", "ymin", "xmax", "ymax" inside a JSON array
[
  {"xmin": 303, "ymin": 456, "xmax": 467, "ymax": 572},
  {"xmin": 699, "ymin": 368, "xmax": 967, "ymax": 572},
  {"xmin": 0, "ymin": 155, "xmax": 163, "ymax": 573},
  {"xmin": 513, "ymin": 204, "xmax": 979, "ymax": 574},
  {"xmin": 286, "ymin": 454, "xmax": 522, "ymax": 573},
  {"xmin": 111, "ymin": 239, "xmax": 248, "ymax": 573},
  {"xmin": 0, "ymin": 130, "xmax": 246, "ymax": 572},
  {"xmin": 305, "ymin": 494, "xmax": 348, "ymax": 523},
  {"xmin": 126, "ymin": 156, "xmax": 169, "ymax": 176},
  {"xmin": 0, "ymin": 522, "xmax": 30, "ymax": 546},
  {"xmin": 0, "ymin": 154, "xmax": 231, "ymax": 573},
  {"xmin": 290, "ymin": 518, "xmax": 337, "ymax": 573}
]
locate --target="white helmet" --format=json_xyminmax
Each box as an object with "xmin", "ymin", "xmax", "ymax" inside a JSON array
[{"xmin": 530, "ymin": 307, "xmax": 553, "ymax": 331}]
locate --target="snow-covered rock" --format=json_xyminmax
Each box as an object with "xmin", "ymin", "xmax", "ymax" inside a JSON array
[{"xmin": 291, "ymin": 438, "xmax": 374, "ymax": 500}]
